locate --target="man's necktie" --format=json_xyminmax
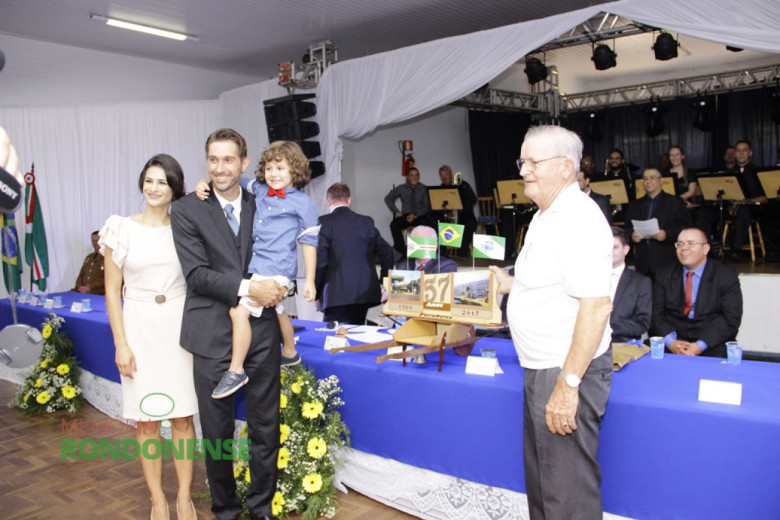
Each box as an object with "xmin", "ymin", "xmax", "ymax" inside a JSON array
[
  {"xmin": 417, "ymin": 263, "xmax": 425, "ymax": 272},
  {"xmin": 268, "ymin": 187, "xmax": 286, "ymax": 198},
  {"xmin": 684, "ymin": 271, "xmax": 694, "ymax": 316},
  {"xmin": 409, "ymin": 186, "xmax": 417, "ymax": 216},
  {"xmin": 224, "ymin": 203, "xmax": 239, "ymax": 236}
]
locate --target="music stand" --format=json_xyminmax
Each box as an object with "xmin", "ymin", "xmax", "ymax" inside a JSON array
[
  {"xmin": 496, "ymin": 180, "xmax": 530, "ymax": 206},
  {"xmin": 635, "ymin": 177, "xmax": 676, "ymax": 199},
  {"xmin": 589, "ymin": 179, "xmax": 629, "ymax": 205},
  {"xmin": 697, "ymin": 175, "xmax": 744, "ymax": 201},
  {"xmin": 758, "ymin": 170, "xmax": 780, "ymax": 199},
  {"xmin": 428, "ymin": 188, "xmax": 463, "ymax": 212}
]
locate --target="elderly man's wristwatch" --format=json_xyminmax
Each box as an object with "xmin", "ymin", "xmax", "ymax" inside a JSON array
[{"xmin": 560, "ymin": 369, "xmax": 581, "ymax": 388}]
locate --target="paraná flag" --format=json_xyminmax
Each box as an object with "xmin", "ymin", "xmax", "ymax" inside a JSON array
[
  {"xmin": 438, "ymin": 222, "xmax": 464, "ymax": 248},
  {"xmin": 406, "ymin": 235, "xmax": 437, "ymax": 259},
  {"xmin": 472, "ymin": 234, "xmax": 506, "ymax": 260},
  {"xmin": 24, "ymin": 166, "xmax": 49, "ymax": 291},
  {"xmin": 1, "ymin": 212, "xmax": 22, "ymax": 293}
]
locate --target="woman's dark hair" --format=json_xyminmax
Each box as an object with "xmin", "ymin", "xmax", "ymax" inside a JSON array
[{"xmin": 138, "ymin": 153, "xmax": 186, "ymax": 200}]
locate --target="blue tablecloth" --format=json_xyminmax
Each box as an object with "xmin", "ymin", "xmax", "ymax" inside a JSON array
[{"xmin": 2, "ymin": 293, "xmax": 779, "ymax": 520}]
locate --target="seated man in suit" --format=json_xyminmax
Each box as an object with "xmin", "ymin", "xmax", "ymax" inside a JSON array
[
  {"xmin": 625, "ymin": 168, "xmax": 692, "ymax": 279},
  {"xmin": 651, "ymin": 227, "xmax": 743, "ymax": 357},
  {"xmin": 316, "ymin": 183, "xmax": 395, "ymax": 325},
  {"xmin": 395, "ymin": 225, "xmax": 457, "ymax": 274},
  {"xmin": 576, "ymin": 169, "xmax": 612, "ymax": 224},
  {"xmin": 609, "ymin": 227, "xmax": 651, "ymax": 342}
]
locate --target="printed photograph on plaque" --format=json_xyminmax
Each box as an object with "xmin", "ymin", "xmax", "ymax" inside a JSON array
[
  {"xmin": 389, "ymin": 270, "xmax": 422, "ymax": 301},
  {"xmin": 453, "ymin": 271, "xmax": 491, "ymax": 307}
]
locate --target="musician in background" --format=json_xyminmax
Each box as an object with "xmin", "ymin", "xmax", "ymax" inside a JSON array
[
  {"xmin": 725, "ymin": 139, "xmax": 767, "ymax": 260},
  {"xmin": 593, "ymin": 149, "xmax": 636, "ymax": 202},
  {"xmin": 434, "ymin": 165, "xmax": 477, "ymax": 258}
]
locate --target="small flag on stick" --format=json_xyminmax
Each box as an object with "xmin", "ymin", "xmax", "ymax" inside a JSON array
[
  {"xmin": 407, "ymin": 235, "xmax": 437, "ymax": 259},
  {"xmin": 472, "ymin": 234, "xmax": 505, "ymax": 260},
  {"xmin": 438, "ymin": 222, "xmax": 464, "ymax": 248}
]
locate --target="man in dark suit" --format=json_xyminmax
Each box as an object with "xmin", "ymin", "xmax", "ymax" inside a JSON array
[
  {"xmin": 576, "ymin": 169, "xmax": 612, "ymax": 224},
  {"xmin": 651, "ymin": 227, "xmax": 742, "ymax": 357},
  {"xmin": 171, "ymin": 128, "xmax": 285, "ymax": 520},
  {"xmin": 625, "ymin": 168, "xmax": 692, "ymax": 278},
  {"xmin": 316, "ymin": 183, "xmax": 394, "ymax": 324},
  {"xmin": 609, "ymin": 227, "xmax": 651, "ymax": 342},
  {"xmin": 395, "ymin": 225, "xmax": 457, "ymax": 274}
]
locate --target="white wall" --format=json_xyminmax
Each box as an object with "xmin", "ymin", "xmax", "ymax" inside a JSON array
[
  {"xmin": 0, "ymin": 34, "xmax": 260, "ymax": 107},
  {"xmin": 340, "ymin": 105, "xmax": 476, "ymax": 246}
]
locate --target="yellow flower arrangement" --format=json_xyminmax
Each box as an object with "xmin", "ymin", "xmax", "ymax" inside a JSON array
[
  {"xmin": 12, "ymin": 314, "xmax": 84, "ymax": 415},
  {"xmin": 225, "ymin": 365, "xmax": 349, "ymax": 519},
  {"xmin": 306, "ymin": 437, "xmax": 327, "ymax": 459},
  {"xmin": 302, "ymin": 472, "xmax": 323, "ymax": 494},
  {"xmin": 301, "ymin": 400, "xmax": 324, "ymax": 419}
]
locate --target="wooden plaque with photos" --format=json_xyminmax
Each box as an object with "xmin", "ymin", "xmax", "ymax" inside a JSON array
[{"xmin": 384, "ymin": 269, "xmax": 502, "ymax": 326}]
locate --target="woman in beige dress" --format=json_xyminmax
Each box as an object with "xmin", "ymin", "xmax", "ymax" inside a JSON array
[{"xmin": 102, "ymin": 154, "xmax": 198, "ymax": 520}]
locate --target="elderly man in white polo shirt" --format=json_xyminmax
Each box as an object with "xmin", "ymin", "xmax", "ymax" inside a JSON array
[{"xmin": 491, "ymin": 125, "xmax": 613, "ymax": 519}]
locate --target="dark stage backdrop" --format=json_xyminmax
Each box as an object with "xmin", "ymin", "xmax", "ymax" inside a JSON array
[{"xmin": 468, "ymin": 88, "xmax": 780, "ymax": 193}]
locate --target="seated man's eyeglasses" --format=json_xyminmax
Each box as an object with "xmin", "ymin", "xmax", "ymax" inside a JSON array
[
  {"xmin": 674, "ymin": 241, "xmax": 707, "ymax": 249},
  {"xmin": 516, "ymin": 156, "xmax": 565, "ymax": 171},
  {"xmin": 642, "ymin": 175, "xmax": 662, "ymax": 181}
]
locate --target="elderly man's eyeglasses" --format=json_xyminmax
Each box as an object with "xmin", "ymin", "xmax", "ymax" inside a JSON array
[
  {"xmin": 674, "ymin": 241, "xmax": 707, "ymax": 249},
  {"xmin": 642, "ymin": 175, "xmax": 662, "ymax": 181},
  {"xmin": 516, "ymin": 156, "xmax": 565, "ymax": 171}
]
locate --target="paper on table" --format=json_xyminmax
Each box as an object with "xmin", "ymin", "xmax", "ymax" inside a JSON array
[
  {"xmin": 631, "ymin": 218, "xmax": 660, "ymax": 239},
  {"xmin": 347, "ymin": 330, "xmax": 394, "ymax": 344}
]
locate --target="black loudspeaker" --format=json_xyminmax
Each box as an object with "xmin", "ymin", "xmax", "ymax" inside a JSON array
[{"xmin": 264, "ymin": 94, "xmax": 325, "ymax": 179}]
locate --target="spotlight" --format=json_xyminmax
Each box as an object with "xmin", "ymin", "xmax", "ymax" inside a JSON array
[
  {"xmin": 646, "ymin": 100, "xmax": 666, "ymax": 137},
  {"xmin": 524, "ymin": 57, "xmax": 548, "ymax": 85},
  {"xmin": 726, "ymin": 46, "xmax": 744, "ymax": 52},
  {"xmin": 653, "ymin": 32, "xmax": 678, "ymax": 61},
  {"xmin": 591, "ymin": 44, "xmax": 617, "ymax": 71},
  {"xmin": 692, "ymin": 97, "xmax": 714, "ymax": 132}
]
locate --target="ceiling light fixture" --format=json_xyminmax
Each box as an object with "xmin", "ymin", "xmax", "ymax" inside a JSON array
[
  {"xmin": 653, "ymin": 32, "xmax": 678, "ymax": 61},
  {"xmin": 591, "ymin": 43, "xmax": 617, "ymax": 71},
  {"xmin": 90, "ymin": 14, "xmax": 196, "ymax": 41},
  {"xmin": 524, "ymin": 56, "xmax": 548, "ymax": 85}
]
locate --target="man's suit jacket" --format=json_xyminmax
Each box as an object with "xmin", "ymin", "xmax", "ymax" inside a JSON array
[
  {"xmin": 315, "ymin": 206, "xmax": 394, "ymax": 311},
  {"xmin": 624, "ymin": 191, "xmax": 692, "ymax": 277},
  {"xmin": 171, "ymin": 188, "xmax": 275, "ymax": 359},
  {"xmin": 610, "ymin": 267, "xmax": 651, "ymax": 342},
  {"xmin": 651, "ymin": 260, "xmax": 742, "ymax": 357},
  {"xmin": 589, "ymin": 189, "xmax": 612, "ymax": 224},
  {"xmin": 395, "ymin": 256, "xmax": 457, "ymax": 274}
]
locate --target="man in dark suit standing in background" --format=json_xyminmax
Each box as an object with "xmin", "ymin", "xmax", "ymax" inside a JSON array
[
  {"xmin": 625, "ymin": 168, "xmax": 692, "ymax": 278},
  {"xmin": 316, "ymin": 183, "xmax": 394, "ymax": 324},
  {"xmin": 609, "ymin": 227, "xmax": 651, "ymax": 342},
  {"xmin": 652, "ymin": 227, "xmax": 742, "ymax": 357},
  {"xmin": 172, "ymin": 128, "xmax": 285, "ymax": 520}
]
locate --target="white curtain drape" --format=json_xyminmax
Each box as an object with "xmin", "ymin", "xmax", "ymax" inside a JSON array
[
  {"xmin": 314, "ymin": 0, "xmax": 780, "ymax": 202},
  {"xmin": 0, "ymin": 101, "xmax": 219, "ymax": 297}
]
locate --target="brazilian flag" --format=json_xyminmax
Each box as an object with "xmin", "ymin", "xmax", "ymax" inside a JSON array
[
  {"xmin": 438, "ymin": 222, "xmax": 464, "ymax": 248},
  {"xmin": 1, "ymin": 212, "xmax": 22, "ymax": 293}
]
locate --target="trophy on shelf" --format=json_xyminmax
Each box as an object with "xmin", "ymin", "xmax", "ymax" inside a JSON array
[{"xmin": 330, "ymin": 269, "xmax": 503, "ymax": 372}]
